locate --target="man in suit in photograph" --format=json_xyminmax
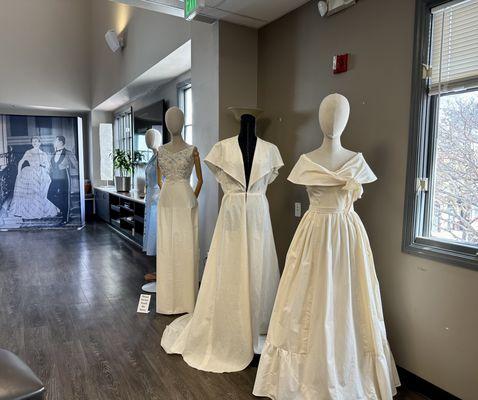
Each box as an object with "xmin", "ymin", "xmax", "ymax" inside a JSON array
[{"xmin": 48, "ymin": 135, "xmax": 78, "ymax": 224}]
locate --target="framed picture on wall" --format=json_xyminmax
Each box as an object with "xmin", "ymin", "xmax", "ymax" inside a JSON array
[{"xmin": 0, "ymin": 114, "xmax": 84, "ymax": 229}]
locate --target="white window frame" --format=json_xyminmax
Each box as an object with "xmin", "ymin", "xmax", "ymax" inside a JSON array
[{"xmin": 178, "ymin": 80, "xmax": 192, "ymax": 144}]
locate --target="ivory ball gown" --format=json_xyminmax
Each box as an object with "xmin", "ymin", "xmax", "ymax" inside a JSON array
[{"xmin": 253, "ymin": 153, "xmax": 400, "ymax": 400}]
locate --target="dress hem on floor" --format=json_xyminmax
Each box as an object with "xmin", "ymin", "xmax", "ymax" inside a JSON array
[{"xmin": 253, "ymin": 339, "xmax": 400, "ymax": 400}]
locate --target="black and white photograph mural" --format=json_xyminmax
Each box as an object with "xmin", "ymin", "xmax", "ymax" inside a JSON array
[{"xmin": 0, "ymin": 115, "xmax": 83, "ymax": 229}]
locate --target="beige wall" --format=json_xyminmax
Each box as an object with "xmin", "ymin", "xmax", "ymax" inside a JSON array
[
  {"xmin": 0, "ymin": 0, "xmax": 90, "ymax": 111},
  {"xmin": 218, "ymin": 21, "xmax": 258, "ymax": 140},
  {"xmin": 258, "ymin": 1, "xmax": 478, "ymax": 399},
  {"xmin": 189, "ymin": 20, "xmax": 258, "ymax": 274},
  {"xmin": 191, "ymin": 21, "xmax": 220, "ymax": 274},
  {"xmin": 90, "ymin": 0, "xmax": 191, "ymax": 108}
]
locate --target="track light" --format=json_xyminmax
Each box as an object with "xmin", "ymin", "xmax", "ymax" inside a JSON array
[
  {"xmin": 318, "ymin": 0, "xmax": 357, "ymax": 17},
  {"xmin": 105, "ymin": 29, "xmax": 124, "ymax": 53}
]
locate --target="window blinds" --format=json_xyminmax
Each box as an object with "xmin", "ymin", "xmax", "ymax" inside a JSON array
[{"xmin": 430, "ymin": 0, "xmax": 478, "ymax": 95}]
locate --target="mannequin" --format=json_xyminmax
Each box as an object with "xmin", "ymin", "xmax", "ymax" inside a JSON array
[
  {"xmin": 306, "ymin": 93, "xmax": 357, "ymax": 170},
  {"xmin": 155, "ymin": 106, "xmax": 202, "ymax": 315},
  {"xmin": 228, "ymin": 106, "xmax": 264, "ymax": 188},
  {"xmin": 138, "ymin": 128, "xmax": 162, "ymax": 196},
  {"xmin": 142, "ymin": 129, "xmax": 162, "ymax": 291},
  {"xmin": 158, "ymin": 107, "xmax": 203, "ymax": 197},
  {"xmin": 146, "ymin": 128, "xmax": 162, "ymax": 153},
  {"xmin": 253, "ymin": 94, "xmax": 400, "ymax": 400}
]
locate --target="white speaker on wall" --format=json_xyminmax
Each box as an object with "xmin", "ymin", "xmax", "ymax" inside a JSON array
[
  {"xmin": 105, "ymin": 29, "xmax": 124, "ymax": 53},
  {"xmin": 318, "ymin": 0, "xmax": 357, "ymax": 17}
]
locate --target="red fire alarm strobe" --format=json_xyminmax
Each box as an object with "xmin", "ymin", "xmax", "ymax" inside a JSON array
[{"xmin": 333, "ymin": 53, "xmax": 349, "ymax": 74}]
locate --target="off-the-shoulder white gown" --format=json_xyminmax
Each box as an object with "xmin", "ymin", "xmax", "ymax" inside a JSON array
[{"xmin": 254, "ymin": 153, "xmax": 400, "ymax": 400}]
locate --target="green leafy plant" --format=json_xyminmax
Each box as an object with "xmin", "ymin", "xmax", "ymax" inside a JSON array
[
  {"xmin": 112, "ymin": 149, "xmax": 145, "ymax": 177},
  {"xmin": 112, "ymin": 149, "xmax": 133, "ymax": 177},
  {"xmin": 132, "ymin": 150, "xmax": 144, "ymax": 170}
]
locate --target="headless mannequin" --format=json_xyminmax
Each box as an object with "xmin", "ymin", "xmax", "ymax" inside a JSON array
[
  {"xmin": 157, "ymin": 107, "xmax": 203, "ymax": 197},
  {"xmin": 306, "ymin": 93, "xmax": 357, "ymax": 170},
  {"xmin": 238, "ymin": 114, "xmax": 257, "ymax": 189}
]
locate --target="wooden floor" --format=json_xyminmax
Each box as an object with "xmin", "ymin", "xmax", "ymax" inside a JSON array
[{"xmin": 0, "ymin": 222, "xmax": 426, "ymax": 400}]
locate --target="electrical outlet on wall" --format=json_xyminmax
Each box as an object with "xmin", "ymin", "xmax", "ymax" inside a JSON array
[{"xmin": 294, "ymin": 202, "xmax": 302, "ymax": 217}]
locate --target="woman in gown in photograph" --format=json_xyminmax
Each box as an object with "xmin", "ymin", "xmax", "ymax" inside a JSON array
[{"xmin": 9, "ymin": 136, "xmax": 58, "ymax": 219}]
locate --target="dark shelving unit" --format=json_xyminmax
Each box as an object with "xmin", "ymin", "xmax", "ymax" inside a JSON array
[{"xmin": 94, "ymin": 187, "xmax": 146, "ymax": 248}]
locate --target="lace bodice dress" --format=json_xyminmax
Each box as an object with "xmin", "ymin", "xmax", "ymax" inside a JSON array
[
  {"xmin": 157, "ymin": 145, "xmax": 195, "ymax": 181},
  {"xmin": 156, "ymin": 144, "xmax": 199, "ymax": 315}
]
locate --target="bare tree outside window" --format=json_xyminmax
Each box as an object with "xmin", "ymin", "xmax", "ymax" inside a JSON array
[{"xmin": 430, "ymin": 91, "xmax": 478, "ymax": 246}]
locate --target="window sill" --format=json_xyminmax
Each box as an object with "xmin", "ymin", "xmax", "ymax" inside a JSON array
[{"xmin": 403, "ymin": 238, "xmax": 478, "ymax": 271}]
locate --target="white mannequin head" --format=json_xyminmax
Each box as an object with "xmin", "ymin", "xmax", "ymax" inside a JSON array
[
  {"xmin": 318, "ymin": 93, "xmax": 350, "ymax": 139},
  {"xmin": 145, "ymin": 129, "xmax": 161, "ymax": 150},
  {"xmin": 165, "ymin": 107, "xmax": 184, "ymax": 137}
]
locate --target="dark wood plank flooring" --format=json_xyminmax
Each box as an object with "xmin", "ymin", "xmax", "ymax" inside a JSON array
[{"xmin": 0, "ymin": 222, "xmax": 426, "ymax": 400}]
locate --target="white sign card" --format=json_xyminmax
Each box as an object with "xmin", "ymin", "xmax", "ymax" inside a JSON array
[{"xmin": 137, "ymin": 294, "xmax": 151, "ymax": 314}]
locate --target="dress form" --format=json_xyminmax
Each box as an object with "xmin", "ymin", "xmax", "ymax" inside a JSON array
[
  {"xmin": 158, "ymin": 107, "xmax": 203, "ymax": 197},
  {"xmin": 238, "ymin": 114, "xmax": 257, "ymax": 189},
  {"xmin": 306, "ymin": 93, "xmax": 357, "ymax": 170},
  {"xmin": 228, "ymin": 107, "xmax": 263, "ymax": 189}
]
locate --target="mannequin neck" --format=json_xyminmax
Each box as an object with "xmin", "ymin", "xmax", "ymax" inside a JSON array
[
  {"xmin": 237, "ymin": 114, "xmax": 257, "ymax": 188},
  {"xmin": 319, "ymin": 135, "xmax": 343, "ymax": 153},
  {"xmin": 238, "ymin": 115, "xmax": 257, "ymax": 140},
  {"xmin": 169, "ymin": 132, "xmax": 186, "ymax": 145}
]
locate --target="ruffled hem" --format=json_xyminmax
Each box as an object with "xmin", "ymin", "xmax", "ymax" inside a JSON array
[{"xmin": 253, "ymin": 341, "xmax": 400, "ymax": 400}]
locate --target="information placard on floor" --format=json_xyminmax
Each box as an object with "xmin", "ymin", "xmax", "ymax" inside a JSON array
[{"xmin": 137, "ymin": 294, "xmax": 151, "ymax": 313}]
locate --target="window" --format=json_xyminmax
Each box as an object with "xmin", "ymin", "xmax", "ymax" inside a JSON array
[
  {"xmin": 35, "ymin": 116, "xmax": 53, "ymax": 137},
  {"xmin": 7, "ymin": 116, "xmax": 28, "ymax": 137},
  {"xmin": 404, "ymin": 0, "xmax": 478, "ymax": 268},
  {"xmin": 114, "ymin": 109, "xmax": 133, "ymax": 155},
  {"xmin": 178, "ymin": 81, "xmax": 193, "ymax": 144}
]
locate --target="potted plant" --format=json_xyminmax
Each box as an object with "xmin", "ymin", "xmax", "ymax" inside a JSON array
[
  {"xmin": 112, "ymin": 149, "xmax": 132, "ymax": 192},
  {"xmin": 112, "ymin": 149, "xmax": 144, "ymax": 192}
]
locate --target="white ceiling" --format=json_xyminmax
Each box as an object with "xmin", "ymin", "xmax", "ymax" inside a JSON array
[
  {"xmin": 95, "ymin": 41, "xmax": 191, "ymax": 111},
  {"xmin": 111, "ymin": 0, "xmax": 310, "ymax": 28}
]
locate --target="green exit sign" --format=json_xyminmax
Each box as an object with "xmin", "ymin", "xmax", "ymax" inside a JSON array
[{"xmin": 184, "ymin": 0, "xmax": 203, "ymax": 20}]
